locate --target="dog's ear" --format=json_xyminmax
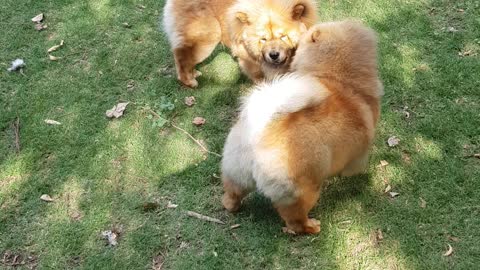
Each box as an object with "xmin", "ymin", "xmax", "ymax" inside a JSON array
[
  {"xmin": 311, "ymin": 29, "xmax": 321, "ymax": 42},
  {"xmin": 292, "ymin": 4, "xmax": 306, "ymax": 20},
  {"xmin": 236, "ymin": 12, "xmax": 249, "ymax": 24}
]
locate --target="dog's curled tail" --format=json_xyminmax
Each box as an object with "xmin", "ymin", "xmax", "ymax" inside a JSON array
[{"xmin": 240, "ymin": 74, "xmax": 329, "ymax": 140}]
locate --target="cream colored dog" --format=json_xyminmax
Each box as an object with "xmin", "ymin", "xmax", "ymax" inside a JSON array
[{"xmin": 221, "ymin": 20, "xmax": 383, "ymax": 234}]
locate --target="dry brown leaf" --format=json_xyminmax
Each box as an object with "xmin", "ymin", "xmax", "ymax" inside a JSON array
[
  {"xmin": 48, "ymin": 54, "xmax": 61, "ymax": 61},
  {"xmin": 458, "ymin": 50, "xmax": 474, "ymax": 57},
  {"xmin": 389, "ymin": 191, "xmax": 400, "ymax": 198},
  {"xmin": 448, "ymin": 235, "xmax": 460, "ymax": 242},
  {"xmin": 44, "ymin": 119, "xmax": 61, "ymax": 125},
  {"xmin": 378, "ymin": 160, "xmax": 389, "ymax": 168},
  {"xmin": 70, "ymin": 211, "xmax": 83, "ymax": 221},
  {"xmin": 166, "ymin": 201, "xmax": 178, "ymax": 209},
  {"xmin": 377, "ymin": 229, "xmax": 384, "ymax": 240},
  {"xmin": 192, "ymin": 117, "xmax": 206, "ymax": 126},
  {"xmin": 101, "ymin": 230, "xmax": 118, "ymax": 246},
  {"xmin": 474, "ymin": 153, "xmax": 480, "ymax": 159},
  {"xmin": 419, "ymin": 197, "xmax": 427, "ymax": 208},
  {"xmin": 230, "ymin": 224, "xmax": 241, "ymax": 229},
  {"xmin": 184, "ymin": 96, "xmax": 196, "ymax": 107},
  {"xmin": 47, "ymin": 40, "xmax": 64, "ymax": 53},
  {"xmin": 35, "ymin": 23, "xmax": 47, "ymax": 31},
  {"xmin": 152, "ymin": 254, "xmax": 165, "ymax": 270},
  {"xmin": 443, "ymin": 244, "xmax": 453, "ymax": 256},
  {"xmin": 371, "ymin": 229, "xmax": 384, "ymax": 247},
  {"xmin": 446, "ymin": 26, "xmax": 458, "ymax": 33},
  {"xmin": 387, "ymin": 136, "xmax": 400, "ymax": 147},
  {"xmin": 282, "ymin": 227, "xmax": 296, "ymax": 235},
  {"xmin": 402, "ymin": 151, "xmax": 412, "ymax": 164},
  {"xmin": 457, "ymin": 8, "xmax": 465, "ymax": 13},
  {"xmin": 384, "ymin": 184, "xmax": 392, "ymax": 193},
  {"xmin": 142, "ymin": 202, "xmax": 160, "ymax": 212},
  {"xmin": 31, "ymin": 13, "xmax": 44, "ymax": 23},
  {"xmin": 186, "ymin": 211, "xmax": 225, "ymax": 224},
  {"xmin": 106, "ymin": 102, "xmax": 129, "ymax": 118},
  {"xmin": 40, "ymin": 194, "xmax": 54, "ymax": 202},
  {"xmin": 126, "ymin": 80, "xmax": 135, "ymax": 91}
]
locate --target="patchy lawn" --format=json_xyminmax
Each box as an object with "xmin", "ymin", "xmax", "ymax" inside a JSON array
[{"xmin": 1, "ymin": 0, "xmax": 479, "ymax": 269}]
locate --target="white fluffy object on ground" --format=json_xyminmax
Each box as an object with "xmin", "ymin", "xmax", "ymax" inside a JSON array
[{"xmin": 7, "ymin": 59, "xmax": 25, "ymax": 72}]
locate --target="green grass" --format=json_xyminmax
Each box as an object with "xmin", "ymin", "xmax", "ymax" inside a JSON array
[{"xmin": 1, "ymin": 0, "xmax": 479, "ymax": 269}]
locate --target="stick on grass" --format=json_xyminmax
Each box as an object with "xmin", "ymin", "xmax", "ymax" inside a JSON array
[{"xmin": 186, "ymin": 211, "xmax": 225, "ymax": 225}]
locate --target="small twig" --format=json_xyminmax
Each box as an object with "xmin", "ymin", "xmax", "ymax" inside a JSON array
[
  {"xmin": 171, "ymin": 123, "xmax": 222, "ymax": 157},
  {"xmin": 146, "ymin": 109, "xmax": 221, "ymax": 157},
  {"xmin": 13, "ymin": 117, "xmax": 20, "ymax": 153},
  {"xmin": 186, "ymin": 211, "xmax": 225, "ymax": 225}
]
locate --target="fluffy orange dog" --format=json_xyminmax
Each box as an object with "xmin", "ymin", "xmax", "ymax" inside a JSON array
[
  {"xmin": 221, "ymin": 21, "xmax": 383, "ymax": 234},
  {"xmin": 162, "ymin": 0, "xmax": 317, "ymax": 88}
]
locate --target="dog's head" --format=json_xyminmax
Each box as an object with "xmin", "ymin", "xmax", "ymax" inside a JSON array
[
  {"xmin": 231, "ymin": 1, "xmax": 317, "ymax": 68},
  {"xmin": 291, "ymin": 21, "xmax": 378, "ymax": 75}
]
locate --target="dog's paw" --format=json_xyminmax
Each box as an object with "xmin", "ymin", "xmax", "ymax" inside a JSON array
[
  {"xmin": 194, "ymin": 70, "xmax": 202, "ymax": 78},
  {"xmin": 304, "ymin": 218, "xmax": 321, "ymax": 234}
]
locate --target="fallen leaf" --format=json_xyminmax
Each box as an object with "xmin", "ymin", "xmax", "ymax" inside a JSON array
[
  {"xmin": 179, "ymin": 241, "xmax": 188, "ymax": 249},
  {"xmin": 230, "ymin": 224, "xmax": 241, "ymax": 229},
  {"xmin": 34, "ymin": 23, "xmax": 47, "ymax": 31},
  {"xmin": 159, "ymin": 65, "xmax": 174, "ymax": 77},
  {"xmin": 122, "ymin": 22, "xmax": 132, "ymax": 28},
  {"xmin": 387, "ymin": 136, "xmax": 400, "ymax": 147},
  {"xmin": 443, "ymin": 244, "xmax": 453, "ymax": 256},
  {"xmin": 142, "ymin": 202, "xmax": 160, "ymax": 212},
  {"xmin": 389, "ymin": 192, "xmax": 400, "ymax": 198},
  {"xmin": 166, "ymin": 201, "xmax": 178, "ymax": 209},
  {"xmin": 213, "ymin": 251, "xmax": 218, "ymax": 257},
  {"xmin": 377, "ymin": 229, "xmax": 384, "ymax": 240},
  {"xmin": 126, "ymin": 80, "xmax": 135, "ymax": 91},
  {"xmin": 446, "ymin": 26, "xmax": 458, "ymax": 32},
  {"xmin": 384, "ymin": 184, "xmax": 392, "ymax": 193},
  {"xmin": 47, "ymin": 40, "xmax": 65, "ymax": 53},
  {"xmin": 448, "ymin": 236, "xmax": 460, "ymax": 242},
  {"xmin": 212, "ymin": 173, "xmax": 220, "ymax": 179},
  {"xmin": 40, "ymin": 194, "xmax": 54, "ymax": 202},
  {"xmin": 352, "ymin": 242, "xmax": 368, "ymax": 256},
  {"xmin": 378, "ymin": 160, "xmax": 389, "ymax": 168},
  {"xmin": 101, "ymin": 230, "xmax": 118, "ymax": 246},
  {"xmin": 106, "ymin": 102, "xmax": 129, "ymax": 118},
  {"xmin": 136, "ymin": 4, "xmax": 146, "ymax": 9},
  {"xmin": 419, "ymin": 197, "xmax": 427, "ymax": 208},
  {"xmin": 192, "ymin": 117, "xmax": 206, "ymax": 126},
  {"xmin": 186, "ymin": 211, "xmax": 225, "ymax": 224},
  {"xmin": 184, "ymin": 96, "xmax": 196, "ymax": 107},
  {"xmin": 7, "ymin": 59, "xmax": 25, "ymax": 72},
  {"xmin": 474, "ymin": 153, "xmax": 480, "ymax": 159},
  {"xmin": 457, "ymin": 8, "xmax": 465, "ymax": 13},
  {"xmin": 402, "ymin": 151, "xmax": 412, "ymax": 164},
  {"xmin": 412, "ymin": 63, "xmax": 429, "ymax": 72},
  {"xmin": 31, "ymin": 13, "xmax": 44, "ymax": 23},
  {"xmin": 282, "ymin": 227, "xmax": 296, "ymax": 235},
  {"xmin": 44, "ymin": 119, "xmax": 61, "ymax": 125},
  {"xmin": 48, "ymin": 54, "xmax": 61, "ymax": 61},
  {"xmin": 458, "ymin": 49, "xmax": 474, "ymax": 57},
  {"xmin": 152, "ymin": 254, "xmax": 165, "ymax": 270},
  {"xmin": 70, "ymin": 211, "xmax": 83, "ymax": 221}
]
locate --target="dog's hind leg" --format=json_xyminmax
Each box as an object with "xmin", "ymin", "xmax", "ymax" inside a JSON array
[
  {"xmin": 274, "ymin": 181, "xmax": 321, "ymax": 234},
  {"xmin": 222, "ymin": 175, "xmax": 253, "ymax": 212},
  {"xmin": 173, "ymin": 18, "xmax": 221, "ymax": 88}
]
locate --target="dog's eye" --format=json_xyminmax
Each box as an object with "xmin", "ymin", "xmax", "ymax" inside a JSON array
[
  {"xmin": 260, "ymin": 38, "xmax": 267, "ymax": 43},
  {"xmin": 280, "ymin": 35, "xmax": 289, "ymax": 42}
]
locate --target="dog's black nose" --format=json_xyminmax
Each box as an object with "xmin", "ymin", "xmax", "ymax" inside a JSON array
[{"xmin": 269, "ymin": 51, "xmax": 280, "ymax": 60}]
